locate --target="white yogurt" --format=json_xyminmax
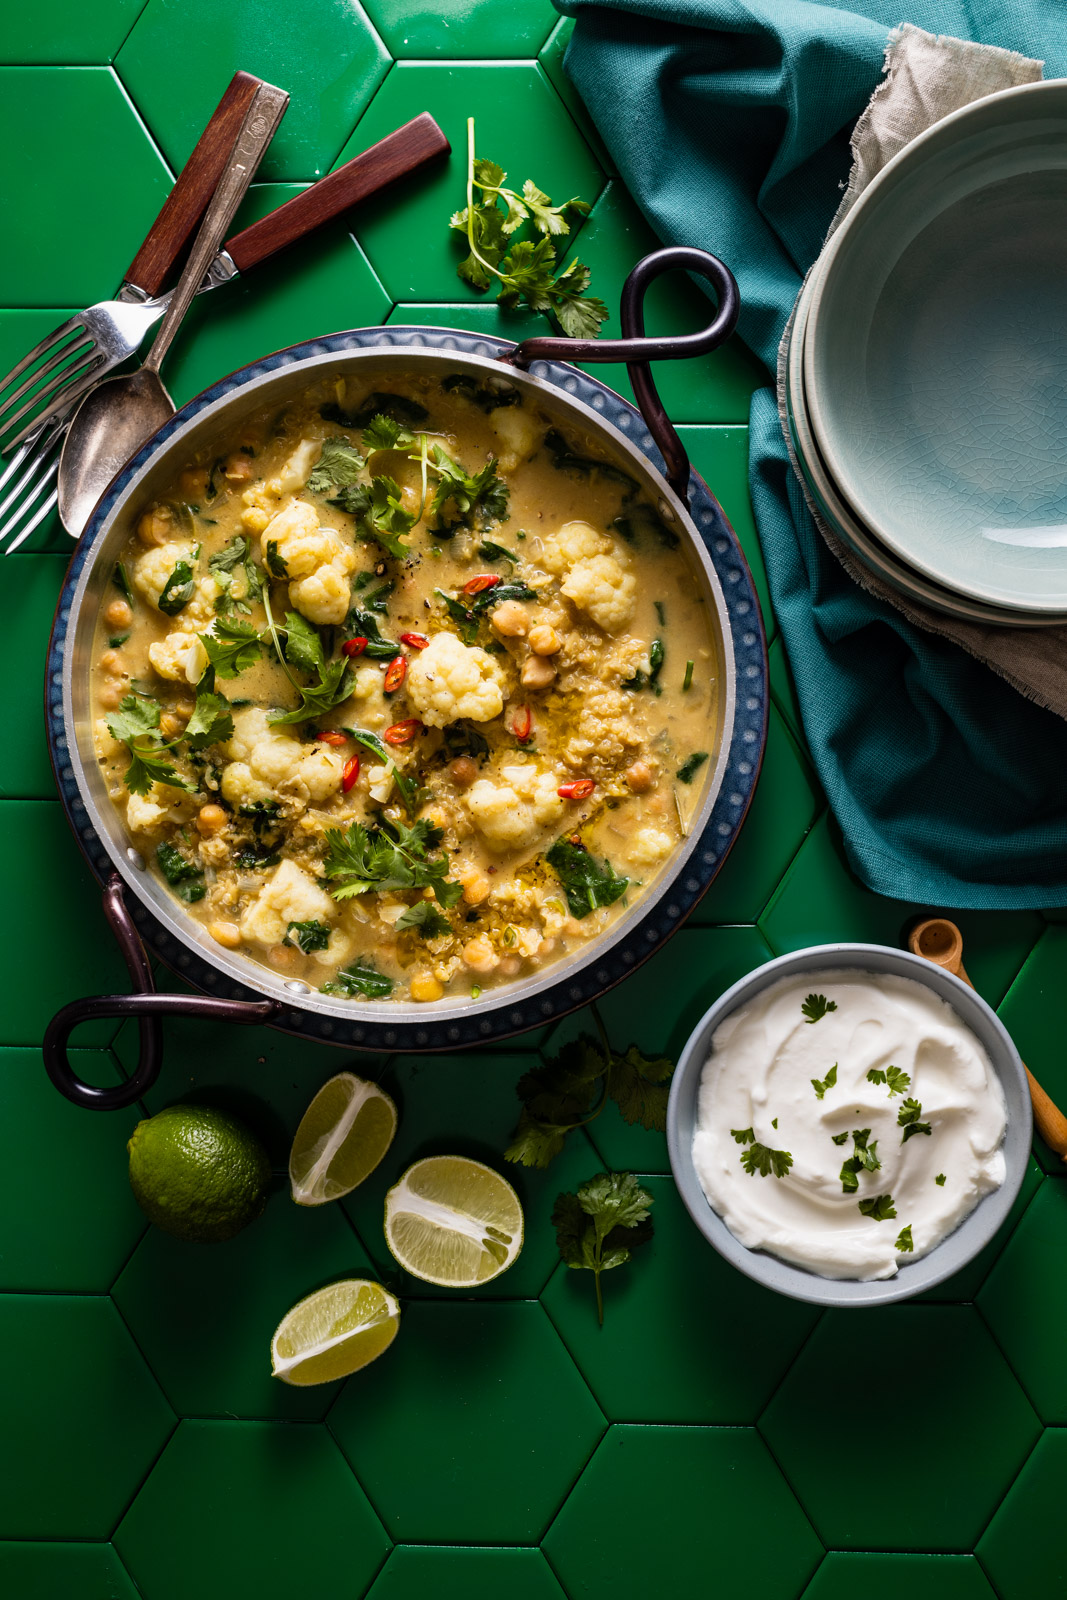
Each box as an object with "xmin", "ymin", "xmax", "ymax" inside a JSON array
[{"xmin": 692, "ymin": 968, "xmax": 1007, "ymax": 1280}]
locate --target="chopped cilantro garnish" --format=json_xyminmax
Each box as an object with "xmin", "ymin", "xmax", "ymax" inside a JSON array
[
  {"xmin": 867, "ymin": 1065, "xmax": 911, "ymax": 1097},
  {"xmin": 811, "ymin": 1063, "xmax": 838, "ymax": 1100},
  {"xmin": 106, "ymin": 694, "xmax": 193, "ymax": 796},
  {"xmin": 396, "ymin": 900, "xmax": 453, "ymax": 939},
  {"xmin": 858, "ymin": 1193, "xmax": 897, "ymax": 1221},
  {"xmin": 831, "ymin": 1131, "xmax": 850, "ymax": 1145},
  {"xmin": 839, "ymin": 1128, "xmax": 880, "ymax": 1194},
  {"xmin": 802, "ymin": 993, "xmax": 837, "ymax": 1024},
  {"xmin": 935, "ymin": 1173, "xmax": 947, "ymax": 1186},
  {"xmin": 898, "ymin": 1098, "xmax": 932, "ymax": 1142},
  {"xmin": 895, "ymin": 1225, "xmax": 914, "ymax": 1253},
  {"xmin": 730, "ymin": 1128, "xmax": 755, "ymax": 1145},
  {"xmin": 740, "ymin": 1141, "xmax": 794, "ymax": 1179},
  {"xmin": 322, "ymin": 816, "xmax": 462, "ymax": 910}
]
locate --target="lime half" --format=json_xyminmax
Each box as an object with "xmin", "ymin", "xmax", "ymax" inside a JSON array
[
  {"xmin": 271, "ymin": 1279, "xmax": 400, "ymax": 1386},
  {"xmin": 384, "ymin": 1155, "xmax": 523, "ymax": 1287},
  {"xmin": 289, "ymin": 1073, "xmax": 397, "ymax": 1206}
]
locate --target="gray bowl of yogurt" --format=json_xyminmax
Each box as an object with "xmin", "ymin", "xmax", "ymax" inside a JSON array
[{"xmin": 666, "ymin": 944, "xmax": 1031, "ymax": 1307}]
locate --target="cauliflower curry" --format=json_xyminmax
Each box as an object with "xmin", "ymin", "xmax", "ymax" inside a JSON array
[{"xmin": 91, "ymin": 370, "xmax": 720, "ymax": 1005}]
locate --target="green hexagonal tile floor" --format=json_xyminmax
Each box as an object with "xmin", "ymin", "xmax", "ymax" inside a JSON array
[{"xmin": 5, "ymin": 0, "xmax": 1067, "ymax": 1591}]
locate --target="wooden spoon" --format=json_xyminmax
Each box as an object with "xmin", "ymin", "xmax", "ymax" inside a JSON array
[{"xmin": 909, "ymin": 916, "xmax": 1067, "ymax": 1161}]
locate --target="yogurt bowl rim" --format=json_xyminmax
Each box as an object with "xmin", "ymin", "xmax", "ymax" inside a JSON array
[{"xmin": 666, "ymin": 942, "xmax": 1031, "ymax": 1308}]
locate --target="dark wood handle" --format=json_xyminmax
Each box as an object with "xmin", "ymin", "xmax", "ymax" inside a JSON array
[
  {"xmin": 225, "ymin": 111, "xmax": 450, "ymax": 273},
  {"xmin": 124, "ymin": 71, "xmax": 270, "ymax": 296}
]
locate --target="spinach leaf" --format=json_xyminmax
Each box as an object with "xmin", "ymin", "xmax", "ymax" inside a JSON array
[
  {"xmin": 320, "ymin": 959, "xmax": 394, "ymax": 999},
  {"xmin": 156, "ymin": 842, "xmax": 206, "ymax": 903},
  {"xmin": 320, "ymin": 392, "xmax": 428, "ymax": 430},
  {"xmin": 158, "ymin": 555, "xmax": 198, "ymax": 617},
  {"xmin": 545, "ymin": 838, "xmax": 630, "ymax": 919},
  {"xmin": 285, "ymin": 920, "xmax": 332, "ymax": 954}
]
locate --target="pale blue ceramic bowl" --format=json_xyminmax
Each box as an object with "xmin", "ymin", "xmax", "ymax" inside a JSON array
[{"xmin": 805, "ymin": 80, "xmax": 1067, "ymax": 615}]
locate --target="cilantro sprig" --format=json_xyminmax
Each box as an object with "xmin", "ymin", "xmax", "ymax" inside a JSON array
[
  {"xmin": 322, "ymin": 816, "xmax": 462, "ymax": 910},
  {"xmin": 264, "ymin": 605, "xmax": 356, "ymax": 728},
  {"xmin": 307, "ymin": 438, "xmax": 366, "ymax": 495},
  {"xmin": 450, "ymin": 118, "xmax": 606, "ymax": 339},
  {"xmin": 552, "ymin": 1171, "xmax": 654, "ymax": 1325},
  {"xmin": 106, "ymin": 694, "xmax": 194, "ymax": 796}
]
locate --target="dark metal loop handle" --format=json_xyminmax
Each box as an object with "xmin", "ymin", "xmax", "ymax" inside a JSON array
[
  {"xmin": 502, "ymin": 246, "xmax": 740, "ymax": 505},
  {"xmin": 43, "ymin": 874, "xmax": 280, "ymax": 1111}
]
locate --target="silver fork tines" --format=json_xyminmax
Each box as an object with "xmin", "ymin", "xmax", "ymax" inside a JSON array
[{"xmin": 0, "ymin": 424, "xmax": 64, "ymax": 553}]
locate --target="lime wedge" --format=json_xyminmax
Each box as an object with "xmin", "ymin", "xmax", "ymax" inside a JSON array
[
  {"xmin": 384, "ymin": 1155, "xmax": 524, "ymax": 1287},
  {"xmin": 271, "ymin": 1279, "xmax": 400, "ymax": 1386},
  {"xmin": 289, "ymin": 1073, "xmax": 397, "ymax": 1206}
]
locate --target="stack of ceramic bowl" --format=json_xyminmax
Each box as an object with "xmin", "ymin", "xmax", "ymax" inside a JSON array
[{"xmin": 785, "ymin": 79, "xmax": 1067, "ymax": 627}]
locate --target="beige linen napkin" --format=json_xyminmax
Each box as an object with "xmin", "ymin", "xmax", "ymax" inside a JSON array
[{"xmin": 778, "ymin": 24, "xmax": 1067, "ymax": 719}]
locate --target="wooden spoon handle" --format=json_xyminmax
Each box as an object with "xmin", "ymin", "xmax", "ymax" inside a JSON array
[
  {"xmin": 908, "ymin": 916, "xmax": 1067, "ymax": 1161},
  {"xmin": 124, "ymin": 71, "xmax": 270, "ymax": 297}
]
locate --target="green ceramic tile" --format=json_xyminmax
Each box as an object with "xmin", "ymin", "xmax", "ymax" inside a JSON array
[
  {"xmin": 343, "ymin": 1051, "xmax": 600, "ymax": 1298},
  {"xmin": 0, "ymin": 801, "xmax": 134, "ymax": 1046},
  {"xmin": 976, "ymin": 1429, "xmax": 1067, "ymax": 1595},
  {"xmin": 998, "ymin": 926, "xmax": 1067, "ymax": 1172},
  {"xmin": 113, "ymin": 1186, "xmax": 371, "ymax": 1420},
  {"xmin": 341, "ymin": 62, "xmax": 605, "ymax": 303},
  {"xmin": 803, "ymin": 1553, "xmax": 996, "ymax": 1600},
  {"xmin": 363, "ymin": 0, "xmax": 556, "ymax": 58},
  {"xmin": 541, "ymin": 1177, "xmax": 817, "ymax": 1421},
  {"xmin": 761, "ymin": 1306, "xmax": 1040, "ymax": 1550},
  {"xmin": 117, "ymin": 1, "xmax": 390, "ymax": 183},
  {"xmin": 543, "ymin": 1425, "xmax": 822, "ymax": 1598},
  {"xmin": 678, "ymin": 424, "xmax": 774, "ymax": 638},
  {"xmin": 329, "ymin": 1301, "xmax": 604, "ymax": 1542},
  {"xmin": 388, "ymin": 299, "xmax": 546, "ymax": 345},
  {"xmin": 978, "ymin": 1179, "xmax": 1067, "ymax": 1419},
  {"xmin": 367, "ymin": 1546, "xmax": 566, "ymax": 1600},
  {"xmin": 760, "ymin": 813, "xmax": 1043, "ymax": 1006},
  {"xmin": 0, "ymin": 69, "xmax": 171, "ymax": 306},
  {"xmin": 0, "ymin": 1294, "xmax": 173, "ymax": 1538},
  {"xmin": 770, "ymin": 632, "xmax": 805, "ymax": 746},
  {"xmin": 693, "ymin": 707, "xmax": 821, "ymax": 925},
  {"xmin": 557, "ymin": 181, "xmax": 768, "ymax": 422},
  {"xmin": 115, "ymin": 1419, "xmax": 388, "ymax": 1600},
  {"xmin": 0, "ymin": 1543, "xmax": 140, "ymax": 1600},
  {"xmin": 919, "ymin": 1154, "xmax": 1043, "ymax": 1304},
  {"xmin": 160, "ymin": 184, "xmax": 392, "ymax": 408},
  {"xmin": 0, "ymin": 554, "xmax": 67, "ymax": 789},
  {"xmin": 538, "ymin": 17, "xmax": 615, "ymax": 175},
  {"xmin": 0, "ymin": 1047, "xmax": 144, "ymax": 1291},
  {"xmin": 0, "ymin": 0, "xmax": 147, "ymax": 63}
]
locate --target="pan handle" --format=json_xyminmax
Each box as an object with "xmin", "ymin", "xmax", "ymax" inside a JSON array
[
  {"xmin": 43, "ymin": 875, "xmax": 280, "ymax": 1112},
  {"xmin": 501, "ymin": 246, "xmax": 740, "ymax": 506}
]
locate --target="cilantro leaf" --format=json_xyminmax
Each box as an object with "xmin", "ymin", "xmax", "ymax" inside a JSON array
[
  {"xmin": 935, "ymin": 1173, "xmax": 947, "ymax": 1186},
  {"xmin": 858, "ymin": 1193, "xmax": 897, "ymax": 1221},
  {"xmin": 608, "ymin": 1045, "xmax": 674, "ymax": 1131},
  {"xmin": 285, "ymin": 920, "xmax": 331, "ymax": 954},
  {"xmin": 268, "ymin": 655, "xmax": 355, "ymax": 728},
  {"xmin": 265, "ymin": 540, "xmax": 288, "ymax": 578},
  {"xmin": 550, "ymin": 256, "xmax": 609, "ymax": 339},
  {"xmin": 362, "ymin": 414, "xmax": 417, "ymax": 453},
  {"xmin": 895, "ymin": 1225, "xmax": 914, "ymax": 1253},
  {"xmin": 306, "ymin": 437, "xmax": 366, "ymax": 494},
  {"xmin": 281, "ymin": 611, "xmax": 325, "ymax": 676},
  {"xmin": 106, "ymin": 694, "xmax": 194, "ymax": 796},
  {"xmin": 208, "ymin": 535, "xmax": 263, "ymax": 615},
  {"xmin": 802, "ymin": 993, "xmax": 838, "ymax": 1024},
  {"xmin": 839, "ymin": 1128, "xmax": 881, "ymax": 1193},
  {"xmin": 731, "ymin": 1127, "xmax": 755, "ymax": 1145},
  {"xmin": 552, "ymin": 1171, "xmax": 654, "ymax": 1324},
  {"xmin": 396, "ymin": 900, "xmax": 453, "ymax": 939},
  {"xmin": 867, "ymin": 1065, "xmax": 911, "ymax": 1096},
  {"xmin": 158, "ymin": 554, "xmax": 197, "ymax": 616},
  {"xmin": 200, "ymin": 615, "xmax": 265, "ymax": 679},
  {"xmin": 831, "ymin": 1131, "xmax": 850, "ymax": 1145},
  {"xmin": 545, "ymin": 837, "xmax": 629, "ymax": 920},
  {"xmin": 322, "ymin": 817, "xmax": 462, "ymax": 909},
  {"xmin": 320, "ymin": 960, "xmax": 393, "ymax": 1000},
  {"xmin": 740, "ymin": 1142, "xmax": 794, "ymax": 1178},
  {"xmin": 898, "ymin": 1098, "xmax": 932, "ymax": 1142},
  {"xmin": 156, "ymin": 841, "xmax": 205, "ymax": 903},
  {"xmin": 333, "ymin": 474, "xmax": 415, "ymax": 559},
  {"xmin": 428, "ymin": 446, "xmax": 509, "ymax": 532},
  {"xmin": 811, "ymin": 1062, "xmax": 838, "ymax": 1100},
  {"xmin": 184, "ymin": 670, "xmax": 233, "ymax": 750}
]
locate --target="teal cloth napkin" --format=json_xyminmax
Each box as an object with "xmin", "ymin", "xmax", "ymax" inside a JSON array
[{"xmin": 558, "ymin": 0, "xmax": 1067, "ymax": 909}]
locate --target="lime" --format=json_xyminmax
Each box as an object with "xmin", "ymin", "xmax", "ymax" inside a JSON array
[
  {"xmin": 271, "ymin": 1279, "xmax": 400, "ymax": 1386},
  {"xmin": 289, "ymin": 1073, "xmax": 397, "ymax": 1206},
  {"xmin": 127, "ymin": 1104, "xmax": 270, "ymax": 1243},
  {"xmin": 384, "ymin": 1155, "xmax": 523, "ymax": 1287}
]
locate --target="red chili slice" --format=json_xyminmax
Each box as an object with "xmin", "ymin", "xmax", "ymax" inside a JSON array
[
  {"xmin": 342, "ymin": 636, "xmax": 368, "ymax": 658},
  {"xmin": 342, "ymin": 755, "xmax": 360, "ymax": 792},
  {"xmin": 383, "ymin": 655, "xmax": 407, "ymax": 693},
  {"xmin": 462, "ymin": 574, "xmax": 501, "ymax": 596},
  {"xmin": 511, "ymin": 705, "xmax": 532, "ymax": 742},
  {"xmin": 384, "ymin": 718, "xmax": 424, "ymax": 746},
  {"xmin": 316, "ymin": 730, "xmax": 348, "ymax": 747},
  {"xmin": 558, "ymin": 779, "xmax": 596, "ymax": 800},
  {"xmin": 399, "ymin": 631, "xmax": 429, "ymax": 649}
]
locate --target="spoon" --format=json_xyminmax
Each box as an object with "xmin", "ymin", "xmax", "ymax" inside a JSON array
[
  {"xmin": 58, "ymin": 80, "xmax": 288, "ymax": 537},
  {"xmin": 909, "ymin": 915, "xmax": 1067, "ymax": 1161}
]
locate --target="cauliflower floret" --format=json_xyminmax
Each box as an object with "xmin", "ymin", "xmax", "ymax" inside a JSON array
[
  {"xmin": 490, "ymin": 406, "xmax": 540, "ymax": 472},
  {"xmin": 627, "ymin": 825, "xmax": 674, "ymax": 868},
  {"xmin": 561, "ymin": 554, "xmax": 637, "ymax": 633},
  {"xmin": 349, "ymin": 665, "xmax": 384, "ymax": 701},
  {"xmin": 240, "ymin": 859, "xmax": 335, "ymax": 947},
  {"xmin": 125, "ymin": 781, "xmax": 197, "ymax": 836},
  {"xmin": 220, "ymin": 708, "xmax": 344, "ymax": 808},
  {"xmin": 260, "ymin": 499, "xmax": 358, "ymax": 626},
  {"xmin": 278, "ymin": 438, "xmax": 320, "ymax": 493},
  {"xmin": 465, "ymin": 761, "xmax": 564, "ymax": 851},
  {"xmin": 407, "ymin": 631, "xmax": 505, "ymax": 728},
  {"xmin": 133, "ymin": 541, "xmax": 196, "ymax": 611},
  {"xmin": 540, "ymin": 520, "xmax": 612, "ymax": 575},
  {"xmin": 125, "ymin": 791, "xmax": 167, "ymax": 835},
  {"xmin": 148, "ymin": 630, "xmax": 209, "ymax": 685}
]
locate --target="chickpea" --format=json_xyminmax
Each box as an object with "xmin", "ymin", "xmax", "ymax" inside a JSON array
[
  {"xmin": 449, "ymin": 756, "xmax": 478, "ymax": 787},
  {"xmin": 527, "ymin": 624, "xmax": 560, "ymax": 656},
  {"xmin": 137, "ymin": 504, "xmax": 175, "ymax": 546},
  {"xmin": 196, "ymin": 804, "xmax": 227, "ymax": 836},
  {"xmin": 175, "ymin": 698, "xmax": 195, "ymax": 721},
  {"xmin": 97, "ymin": 681, "xmax": 125, "ymax": 710},
  {"xmin": 490, "ymin": 600, "xmax": 529, "ymax": 638},
  {"xmin": 410, "ymin": 973, "xmax": 444, "ymax": 1003},
  {"xmin": 178, "ymin": 467, "xmax": 209, "ymax": 500},
  {"xmin": 268, "ymin": 944, "xmax": 300, "ymax": 972},
  {"xmin": 625, "ymin": 760, "xmax": 654, "ymax": 794},
  {"xmin": 98, "ymin": 649, "xmax": 124, "ymax": 675},
  {"xmin": 462, "ymin": 935, "xmax": 499, "ymax": 973},
  {"xmin": 460, "ymin": 871, "xmax": 491, "ymax": 906},
  {"xmin": 222, "ymin": 452, "xmax": 255, "ymax": 482},
  {"xmin": 499, "ymin": 956, "xmax": 521, "ymax": 977},
  {"xmin": 159, "ymin": 713, "xmax": 182, "ymax": 739},
  {"xmin": 536, "ymin": 937, "xmax": 557, "ymax": 958},
  {"xmin": 104, "ymin": 598, "xmax": 132, "ymax": 630},
  {"xmin": 242, "ymin": 507, "xmax": 270, "ymax": 534},
  {"xmin": 209, "ymin": 922, "xmax": 242, "ymax": 949},
  {"xmin": 520, "ymin": 654, "xmax": 557, "ymax": 690}
]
